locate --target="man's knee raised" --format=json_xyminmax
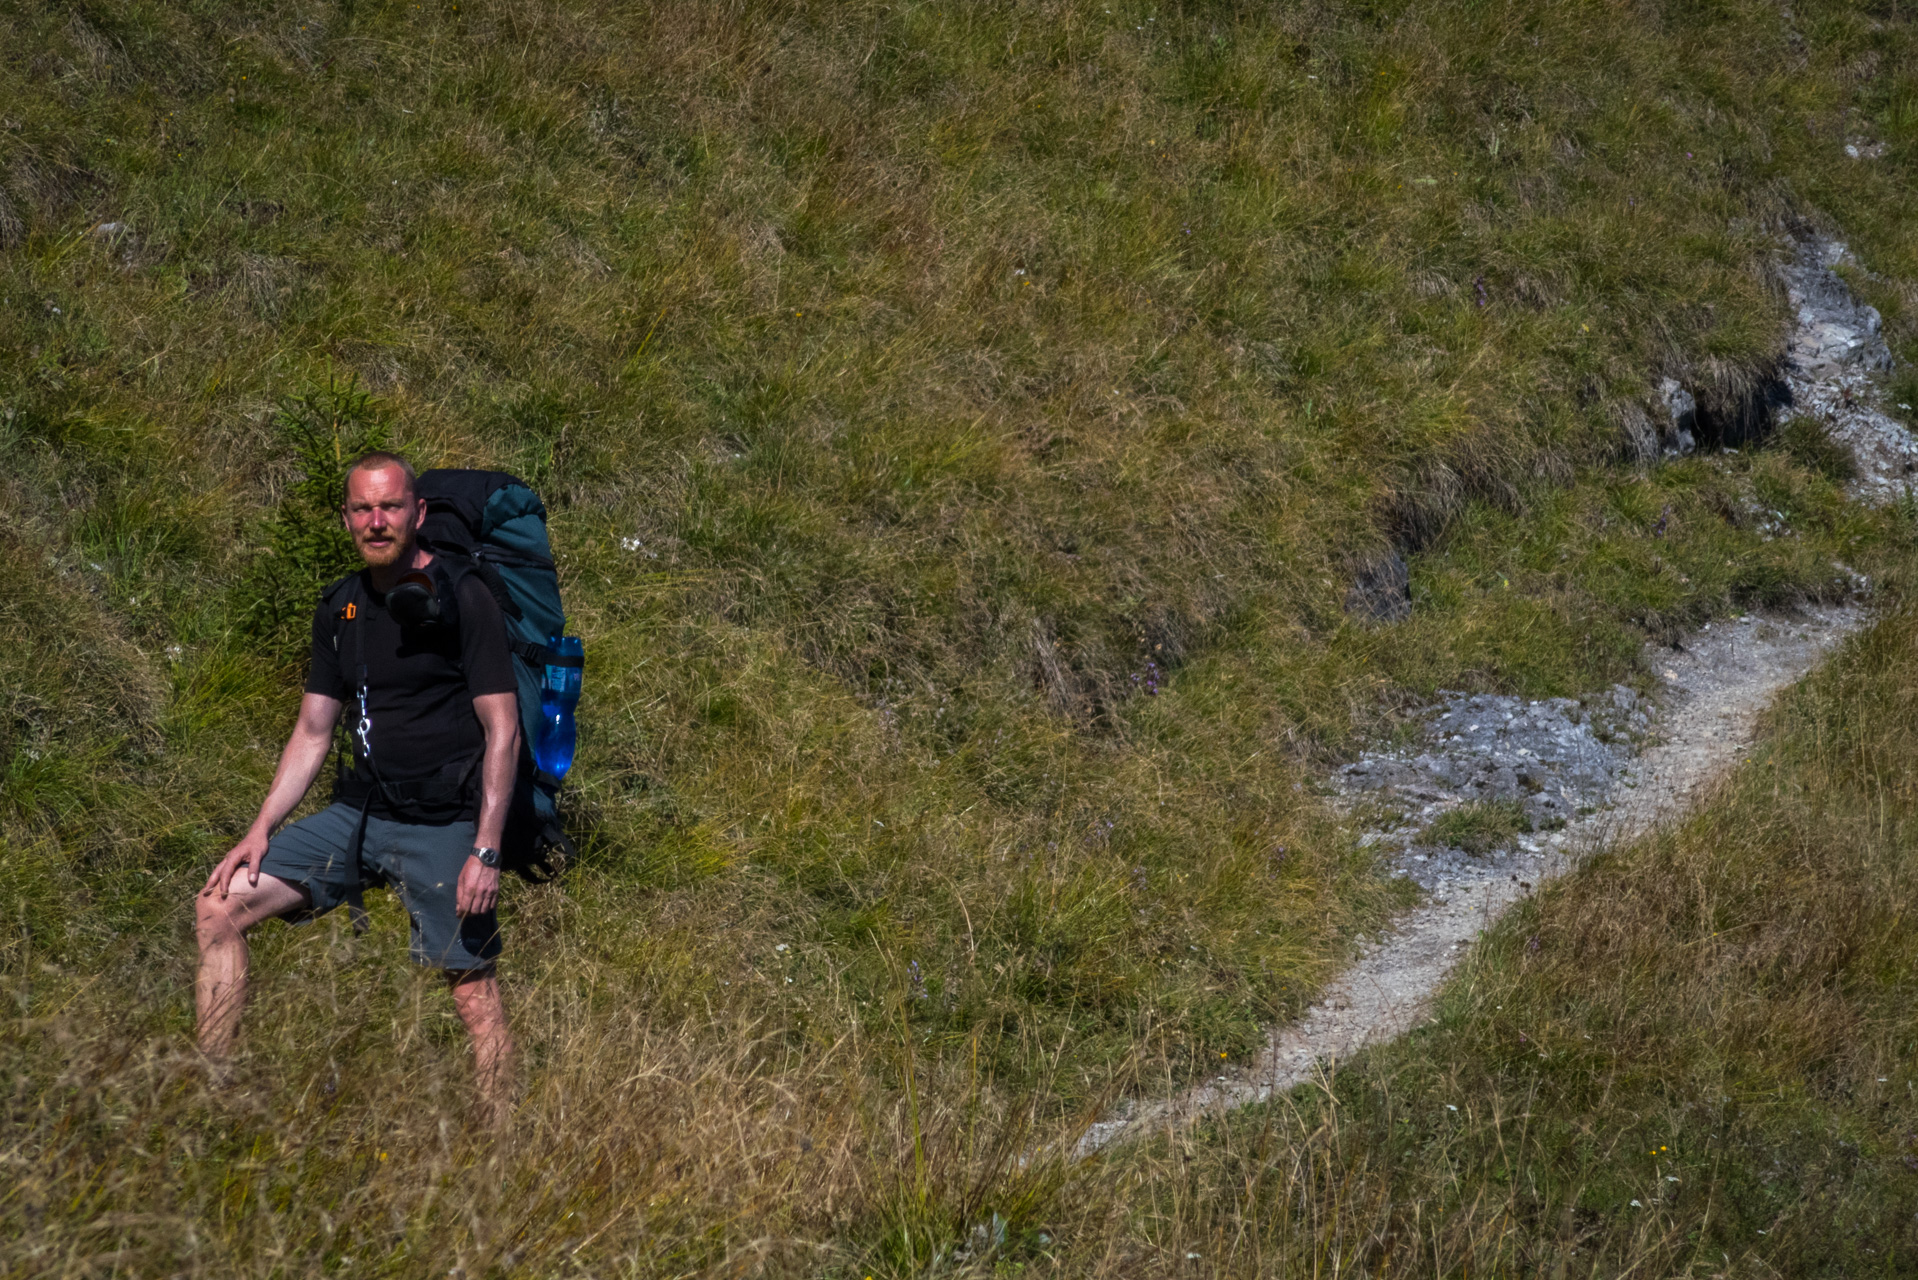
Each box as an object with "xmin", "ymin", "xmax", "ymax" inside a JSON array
[{"xmin": 195, "ymin": 892, "xmax": 244, "ymax": 949}]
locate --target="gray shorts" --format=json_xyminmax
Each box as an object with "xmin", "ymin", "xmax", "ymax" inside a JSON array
[{"xmin": 259, "ymin": 802, "xmax": 501, "ymax": 971}]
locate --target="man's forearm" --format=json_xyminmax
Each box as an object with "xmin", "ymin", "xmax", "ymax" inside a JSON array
[
  {"xmin": 246, "ymin": 695, "xmax": 343, "ymax": 839},
  {"xmin": 470, "ymin": 692, "xmax": 522, "ymax": 852},
  {"xmin": 474, "ymin": 740, "xmax": 515, "ymax": 849},
  {"xmin": 248, "ymin": 730, "xmax": 334, "ymax": 837}
]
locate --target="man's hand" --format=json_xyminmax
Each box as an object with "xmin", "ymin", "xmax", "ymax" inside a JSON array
[
  {"xmin": 203, "ymin": 831, "xmax": 271, "ymax": 899},
  {"xmin": 457, "ymin": 855, "xmax": 501, "ymax": 917}
]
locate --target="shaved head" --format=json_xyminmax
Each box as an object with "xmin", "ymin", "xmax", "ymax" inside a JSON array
[{"xmin": 345, "ymin": 451, "xmax": 417, "ymax": 496}]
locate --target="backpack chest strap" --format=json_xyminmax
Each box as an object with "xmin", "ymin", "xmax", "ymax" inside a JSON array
[{"xmin": 509, "ymin": 637, "xmax": 581, "ymax": 669}]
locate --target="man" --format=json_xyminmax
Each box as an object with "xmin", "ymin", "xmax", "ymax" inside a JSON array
[{"xmin": 196, "ymin": 452, "xmax": 520, "ymax": 1114}]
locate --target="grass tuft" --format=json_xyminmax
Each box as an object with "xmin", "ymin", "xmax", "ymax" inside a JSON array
[{"xmin": 1422, "ymin": 799, "xmax": 1532, "ymax": 855}]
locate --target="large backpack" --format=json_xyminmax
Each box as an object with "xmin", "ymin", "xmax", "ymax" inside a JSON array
[{"xmin": 412, "ymin": 469, "xmax": 576, "ymax": 880}]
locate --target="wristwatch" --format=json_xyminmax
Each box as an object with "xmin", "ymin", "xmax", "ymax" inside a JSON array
[{"xmin": 472, "ymin": 846, "xmax": 501, "ymax": 869}]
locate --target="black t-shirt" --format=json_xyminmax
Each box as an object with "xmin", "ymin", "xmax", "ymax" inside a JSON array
[{"xmin": 306, "ymin": 561, "xmax": 518, "ymax": 821}]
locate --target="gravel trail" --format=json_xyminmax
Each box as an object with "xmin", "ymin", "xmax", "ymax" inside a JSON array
[
  {"xmin": 1078, "ymin": 230, "xmax": 1903, "ymax": 1156},
  {"xmin": 1078, "ymin": 607, "xmax": 1862, "ymax": 1153}
]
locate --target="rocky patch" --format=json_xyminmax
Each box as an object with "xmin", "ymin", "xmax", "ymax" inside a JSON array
[
  {"xmin": 1338, "ymin": 687, "xmax": 1643, "ymax": 832},
  {"xmin": 1776, "ymin": 238, "xmax": 1918, "ymax": 502},
  {"xmin": 1782, "ymin": 237, "xmax": 1894, "ymax": 378}
]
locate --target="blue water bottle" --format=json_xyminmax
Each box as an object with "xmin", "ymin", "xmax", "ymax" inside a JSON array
[{"xmin": 535, "ymin": 635, "xmax": 583, "ymax": 779}]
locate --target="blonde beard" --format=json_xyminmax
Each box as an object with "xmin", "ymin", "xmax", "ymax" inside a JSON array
[{"xmin": 354, "ymin": 532, "xmax": 413, "ymax": 569}]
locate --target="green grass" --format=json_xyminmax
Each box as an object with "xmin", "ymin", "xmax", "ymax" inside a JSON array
[
  {"xmin": 1423, "ymin": 799, "xmax": 1532, "ymax": 855},
  {"xmin": 3, "ymin": 0, "xmax": 1918, "ymax": 1274}
]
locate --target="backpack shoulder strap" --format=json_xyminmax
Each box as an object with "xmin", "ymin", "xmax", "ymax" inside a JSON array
[
  {"xmin": 438, "ymin": 554, "xmax": 552, "ymax": 668},
  {"xmin": 425, "ymin": 556, "xmax": 473, "ymax": 630},
  {"xmin": 328, "ymin": 571, "xmax": 377, "ymax": 935},
  {"xmin": 321, "ymin": 572, "xmax": 364, "ymax": 653},
  {"xmin": 438, "ymin": 548, "xmax": 526, "ymax": 625},
  {"xmin": 429, "ymin": 552, "xmax": 481, "ymax": 601}
]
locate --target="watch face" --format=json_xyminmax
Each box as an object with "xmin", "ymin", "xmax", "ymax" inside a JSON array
[{"xmin": 475, "ymin": 847, "xmax": 500, "ymax": 867}]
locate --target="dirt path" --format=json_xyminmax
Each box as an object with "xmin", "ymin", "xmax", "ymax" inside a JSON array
[
  {"xmin": 1077, "ymin": 605, "xmax": 1866, "ymax": 1154},
  {"xmin": 1078, "ymin": 229, "xmax": 1908, "ymax": 1156},
  {"xmin": 1282, "ymin": 608, "xmax": 1865, "ymax": 1082}
]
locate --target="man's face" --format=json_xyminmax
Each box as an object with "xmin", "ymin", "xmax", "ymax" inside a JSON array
[{"xmin": 342, "ymin": 466, "xmax": 425, "ymax": 570}]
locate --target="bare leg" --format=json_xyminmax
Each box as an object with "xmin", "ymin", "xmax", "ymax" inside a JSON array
[
  {"xmin": 194, "ymin": 874, "xmax": 309, "ymax": 1059},
  {"xmin": 448, "ymin": 967, "xmax": 515, "ymax": 1123}
]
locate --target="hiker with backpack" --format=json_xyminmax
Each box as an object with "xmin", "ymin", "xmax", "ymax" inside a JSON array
[{"xmin": 194, "ymin": 452, "xmax": 575, "ymax": 1116}]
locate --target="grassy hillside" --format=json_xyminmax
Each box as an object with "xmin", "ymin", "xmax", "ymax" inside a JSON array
[{"xmin": 3, "ymin": 0, "xmax": 1918, "ymax": 1274}]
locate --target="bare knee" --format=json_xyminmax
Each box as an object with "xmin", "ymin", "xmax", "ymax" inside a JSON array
[
  {"xmin": 195, "ymin": 894, "xmax": 246, "ymax": 953},
  {"xmin": 448, "ymin": 969, "xmax": 505, "ymax": 1026},
  {"xmin": 194, "ymin": 875, "xmax": 304, "ymax": 954}
]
